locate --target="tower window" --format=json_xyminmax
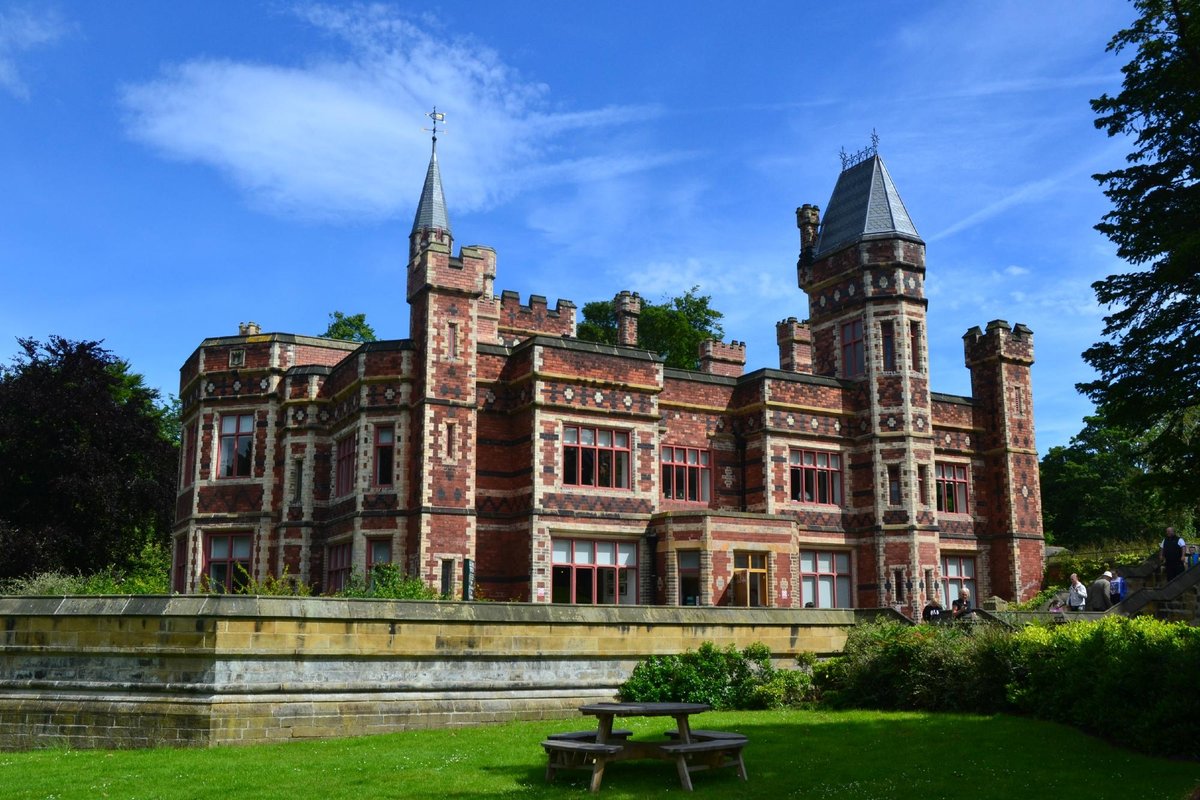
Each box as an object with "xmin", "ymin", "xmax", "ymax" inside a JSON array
[
  {"xmin": 841, "ymin": 319, "xmax": 865, "ymax": 377},
  {"xmin": 910, "ymin": 321, "xmax": 923, "ymax": 372},
  {"xmin": 935, "ymin": 462, "xmax": 969, "ymax": 513},
  {"xmin": 881, "ymin": 321, "xmax": 896, "ymax": 371}
]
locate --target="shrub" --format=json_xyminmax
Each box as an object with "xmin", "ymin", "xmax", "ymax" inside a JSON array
[
  {"xmin": 1007, "ymin": 616, "xmax": 1200, "ymax": 759},
  {"xmin": 817, "ymin": 617, "xmax": 1200, "ymax": 760},
  {"xmin": 619, "ymin": 641, "xmax": 815, "ymax": 710},
  {"xmin": 234, "ymin": 566, "xmax": 312, "ymax": 596},
  {"xmin": 0, "ymin": 541, "xmax": 171, "ymax": 596},
  {"xmin": 334, "ymin": 564, "xmax": 439, "ymax": 600}
]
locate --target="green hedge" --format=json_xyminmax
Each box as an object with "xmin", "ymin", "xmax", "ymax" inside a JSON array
[
  {"xmin": 618, "ymin": 642, "xmax": 815, "ymax": 710},
  {"xmin": 815, "ymin": 617, "xmax": 1200, "ymax": 759}
]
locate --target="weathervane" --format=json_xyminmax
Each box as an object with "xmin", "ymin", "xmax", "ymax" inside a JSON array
[
  {"xmin": 423, "ymin": 107, "xmax": 447, "ymax": 151},
  {"xmin": 839, "ymin": 129, "xmax": 880, "ymax": 170}
]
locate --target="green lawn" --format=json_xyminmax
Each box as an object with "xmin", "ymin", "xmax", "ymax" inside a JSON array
[{"xmin": 4, "ymin": 710, "xmax": 1197, "ymax": 800}]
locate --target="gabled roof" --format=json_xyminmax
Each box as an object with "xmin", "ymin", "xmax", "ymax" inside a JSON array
[
  {"xmin": 411, "ymin": 149, "xmax": 451, "ymax": 236},
  {"xmin": 814, "ymin": 154, "xmax": 921, "ymax": 259}
]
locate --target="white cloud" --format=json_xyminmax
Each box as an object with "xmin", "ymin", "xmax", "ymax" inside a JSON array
[
  {"xmin": 0, "ymin": 6, "xmax": 69, "ymax": 100},
  {"xmin": 119, "ymin": 4, "xmax": 674, "ymax": 222}
]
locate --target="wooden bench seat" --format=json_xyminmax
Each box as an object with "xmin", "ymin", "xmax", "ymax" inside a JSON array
[
  {"xmin": 541, "ymin": 739, "xmax": 624, "ymax": 793},
  {"xmin": 663, "ymin": 728, "xmax": 747, "ymax": 741},
  {"xmin": 659, "ymin": 737, "xmax": 748, "ymax": 791},
  {"xmin": 546, "ymin": 728, "xmax": 632, "ymax": 742}
]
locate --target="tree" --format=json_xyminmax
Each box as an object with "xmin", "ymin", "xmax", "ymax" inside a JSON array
[
  {"xmin": 0, "ymin": 337, "xmax": 178, "ymax": 579},
  {"xmin": 1081, "ymin": 0, "xmax": 1200, "ymax": 513},
  {"xmin": 1039, "ymin": 411, "xmax": 1175, "ymax": 548},
  {"xmin": 322, "ymin": 311, "xmax": 377, "ymax": 342},
  {"xmin": 576, "ymin": 287, "xmax": 725, "ymax": 370}
]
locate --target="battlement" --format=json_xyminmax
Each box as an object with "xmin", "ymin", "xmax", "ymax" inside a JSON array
[
  {"xmin": 614, "ymin": 290, "xmax": 642, "ymax": 346},
  {"xmin": 699, "ymin": 338, "xmax": 746, "ymax": 377},
  {"xmin": 496, "ymin": 290, "xmax": 577, "ymax": 341},
  {"xmin": 776, "ymin": 317, "xmax": 813, "ymax": 374},
  {"xmin": 963, "ymin": 319, "xmax": 1034, "ymax": 366}
]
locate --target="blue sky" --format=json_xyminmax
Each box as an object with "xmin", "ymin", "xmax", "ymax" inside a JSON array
[{"xmin": 0, "ymin": 1, "xmax": 1136, "ymax": 451}]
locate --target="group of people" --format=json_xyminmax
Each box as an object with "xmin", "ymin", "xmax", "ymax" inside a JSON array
[
  {"xmin": 1062, "ymin": 526, "xmax": 1189, "ymax": 612},
  {"xmin": 1066, "ymin": 570, "xmax": 1121, "ymax": 611},
  {"xmin": 920, "ymin": 588, "xmax": 973, "ymax": 624}
]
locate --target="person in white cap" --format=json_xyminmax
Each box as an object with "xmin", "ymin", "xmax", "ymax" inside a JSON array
[{"xmin": 1087, "ymin": 570, "xmax": 1113, "ymax": 611}]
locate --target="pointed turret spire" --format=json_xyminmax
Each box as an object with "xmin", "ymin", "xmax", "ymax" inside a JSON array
[
  {"xmin": 814, "ymin": 148, "xmax": 921, "ymax": 260},
  {"xmin": 411, "ymin": 108, "xmax": 452, "ymax": 245}
]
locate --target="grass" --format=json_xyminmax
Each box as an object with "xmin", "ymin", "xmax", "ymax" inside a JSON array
[{"xmin": 4, "ymin": 709, "xmax": 1198, "ymax": 800}]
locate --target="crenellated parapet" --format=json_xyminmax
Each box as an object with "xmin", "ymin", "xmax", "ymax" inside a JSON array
[
  {"xmin": 775, "ymin": 317, "xmax": 812, "ymax": 373},
  {"xmin": 698, "ymin": 339, "xmax": 746, "ymax": 377},
  {"xmin": 496, "ymin": 290, "xmax": 577, "ymax": 343},
  {"xmin": 963, "ymin": 320, "xmax": 1034, "ymax": 368}
]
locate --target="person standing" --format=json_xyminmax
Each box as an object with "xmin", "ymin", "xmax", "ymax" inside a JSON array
[
  {"xmin": 1067, "ymin": 573, "xmax": 1087, "ymax": 611},
  {"xmin": 922, "ymin": 595, "xmax": 944, "ymax": 624},
  {"xmin": 1087, "ymin": 571, "xmax": 1113, "ymax": 611},
  {"xmin": 1161, "ymin": 526, "xmax": 1187, "ymax": 581},
  {"xmin": 951, "ymin": 587, "xmax": 974, "ymax": 620}
]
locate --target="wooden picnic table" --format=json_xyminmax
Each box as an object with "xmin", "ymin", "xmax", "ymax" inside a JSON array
[{"xmin": 542, "ymin": 701, "xmax": 747, "ymax": 792}]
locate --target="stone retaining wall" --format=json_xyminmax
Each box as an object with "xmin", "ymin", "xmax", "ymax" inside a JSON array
[{"xmin": 0, "ymin": 596, "xmax": 888, "ymax": 750}]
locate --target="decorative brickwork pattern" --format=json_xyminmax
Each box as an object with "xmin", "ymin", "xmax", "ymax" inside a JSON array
[{"xmin": 170, "ymin": 150, "xmax": 1043, "ymax": 612}]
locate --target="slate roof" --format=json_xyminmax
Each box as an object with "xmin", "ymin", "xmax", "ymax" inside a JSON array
[
  {"xmin": 814, "ymin": 154, "xmax": 921, "ymax": 259},
  {"xmin": 411, "ymin": 148, "xmax": 451, "ymax": 236}
]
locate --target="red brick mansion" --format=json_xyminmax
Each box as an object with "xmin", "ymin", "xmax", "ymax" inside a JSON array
[{"xmin": 172, "ymin": 141, "xmax": 1044, "ymax": 615}]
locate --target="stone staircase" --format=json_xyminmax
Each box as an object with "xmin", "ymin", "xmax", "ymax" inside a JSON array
[{"xmin": 1115, "ymin": 556, "xmax": 1200, "ymax": 624}]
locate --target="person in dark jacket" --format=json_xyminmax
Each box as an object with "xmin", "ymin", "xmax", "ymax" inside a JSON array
[
  {"xmin": 1162, "ymin": 526, "xmax": 1186, "ymax": 581},
  {"xmin": 1087, "ymin": 571, "xmax": 1113, "ymax": 612},
  {"xmin": 922, "ymin": 596, "xmax": 944, "ymax": 624}
]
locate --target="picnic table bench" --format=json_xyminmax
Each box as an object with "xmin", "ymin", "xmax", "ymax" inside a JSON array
[{"xmin": 542, "ymin": 702, "xmax": 748, "ymax": 793}]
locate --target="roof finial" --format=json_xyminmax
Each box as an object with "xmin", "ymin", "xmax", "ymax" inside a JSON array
[
  {"xmin": 423, "ymin": 107, "xmax": 446, "ymax": 153},
  {"xmin": 839, "ymin": 129, "xmax": 880, "ymax": 171}
]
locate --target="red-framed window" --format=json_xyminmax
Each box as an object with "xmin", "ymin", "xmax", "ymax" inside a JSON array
[
  {"xmin": 942, "ymin": 555, "xmax": 976, "ymax": 607},
  {"xmin": 173, "ymin": 535, "xmax": 187, "ymax": 593},
  {"xmin": 562, "ymin": 425, "xmax": 630, "ymax": 489},
  {"xmin": 661, "ymin": 446, "xmax": 711, "ymax": 503},
  {"xmin": 374, "ymin": 425, "xmax": 395, "ymax": 487},
  {"xmin": 327, "ymin": 542, "xmax": 352, "ymax": 593},
  {"xmin": 910, "ymin": 320, "xmax": 922, "ymax": 372},
  {"xmin": 182, "ymin": 421, "xmax": 197, "ymax": 488},
  {"xmin": 366, "ymin": 538, "xmax": 392, "ymax": 583},
  {"xmin": 917, "ymin": 465, "xmax": 929, "ymax": 506},
  {"xmin": 678, "ymin": 551, "xmax": 701, "ymax": 606},
  {"xmin": 881, "ymin": 320, "xmax": 896, "ymax": 371},
  {"xmin": 789, "ymin": 450, "xmax": 843, "ymax": 505},
  {"xmin": 841, "ymin": 319, "xmax": 864, "ymax": 377},
  {"xmin": 935, "ymin": 462, "xmax": 969, "ymax": 513},
  {"xmin": 800, "ymin": 550, "xmax": 853, "ymax": 608},
  {"xmin": 551, "ymin": 539, "xmax": 637, "ymax": 604},
  {"xmin": 203, "ymin": 532, "xmax": 251, "ymax": 593},
  {"xmin": 335, "ymin": 434, "xmax": 356, "ymax": 496},
  {"xmin": 732, "ymin": 552, "xmax": 768, "ymax": 607},
  {"xmin": 218, "ymin": 413, "xmax": 254, "ymax": 478}
]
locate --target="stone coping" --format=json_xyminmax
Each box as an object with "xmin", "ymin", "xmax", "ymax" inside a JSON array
[{"xmin": 0, "ymin": 595, "xmax": 901, "ymax": 626}]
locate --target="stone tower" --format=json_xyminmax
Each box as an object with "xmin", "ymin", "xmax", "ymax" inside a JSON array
[
  {"xmin": 405, "ymin": 131, "xmax": 494, "ymax": 596},
  {"xmin": 964, "ymin": 321, "xmax": 1043, "ymax": 600},
  {"xmin": 798, "ymin": 152, "xmax": 934, "ymax": 614}
]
